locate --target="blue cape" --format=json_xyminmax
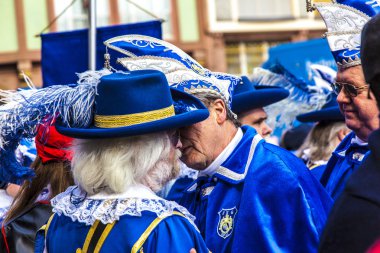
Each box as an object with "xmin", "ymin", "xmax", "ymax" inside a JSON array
[
  {"xmin": 180, "ymin": 126, "xmax": 333, "ymax": 252},
  {"xmin": 321, "ymin": 132, "xmax": 370, "ymax": 200},
  {"xmin": 36, "ymin": 210, "xmax": 209, "ymax": 253}
]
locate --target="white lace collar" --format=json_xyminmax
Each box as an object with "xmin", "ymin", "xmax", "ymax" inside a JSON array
[
  {"xmin": 88, "ymin": 184, "xmax": 160, "ymax": 200},
  {"xmin": 52, "ymin": 185, "xmax": 196, "ymax": 226}
]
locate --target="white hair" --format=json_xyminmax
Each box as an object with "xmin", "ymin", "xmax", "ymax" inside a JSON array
[{"xmin": 71, "ymin": 132, "xmax": 181, "ymax": 195}]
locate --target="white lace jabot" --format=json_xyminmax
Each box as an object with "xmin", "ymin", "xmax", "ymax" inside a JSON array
[{"xmin": 52, "ymin": 184, "xmax": 195, "ymax": 226}]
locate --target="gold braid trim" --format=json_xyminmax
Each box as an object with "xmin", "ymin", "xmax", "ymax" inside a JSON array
[
  {"xmin": 131, "ymin": 211, "xmax": 185, "ymax": 253},
  {"xmin": 94, "ymin": 105, "xmax": 175, "ymax": 128}
]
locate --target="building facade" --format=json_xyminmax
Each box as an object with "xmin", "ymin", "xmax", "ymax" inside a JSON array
[{"xmin": 0, "ymin": 0, "xmax": 327, "ymax": 89}]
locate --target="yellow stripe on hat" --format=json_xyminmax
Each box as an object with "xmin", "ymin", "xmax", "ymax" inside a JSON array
[{"xmin": 94, "ymin": 105, "xmax": 175, "ymax": 128}]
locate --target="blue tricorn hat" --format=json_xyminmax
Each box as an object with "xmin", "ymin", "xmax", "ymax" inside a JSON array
[
  {"xmin": 296, "ymin": 94, "xmax": 344, "ymax": 123},
  {"xmin": 231, "ymin": 76, "xmax": 289, "ymax": 114},
  {"xmin": 56, "ymin": 70, "xmax": 209, "ymax": 138}
]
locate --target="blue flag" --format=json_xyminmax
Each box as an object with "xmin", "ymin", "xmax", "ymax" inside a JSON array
[
  {"xmin": 41, "ymin": 20, "xmax": 162, "ymax": 87},
  {"xmin": 262, "ymin": 38, "xmax": 336, "ymax": 83}
]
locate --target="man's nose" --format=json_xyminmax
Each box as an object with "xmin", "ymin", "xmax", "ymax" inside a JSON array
[
  {"xmin": 262, "ymin": 123, "xmax": 273, "ymax": 137},
  {"xmin": 336, "ymin": 88, "xmax": 351, "ymax": 104},
  {"xmin": 176, "ymin": 138, "xmax": 183, "ymax": 149}
]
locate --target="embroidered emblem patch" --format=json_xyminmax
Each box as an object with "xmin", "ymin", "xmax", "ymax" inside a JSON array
[{"xmin": 217, "ymin": 207, "xmax": 238, "ymax": 239}]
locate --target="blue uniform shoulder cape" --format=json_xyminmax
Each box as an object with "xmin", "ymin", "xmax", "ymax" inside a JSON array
[
  {"xmin": 321, "ymin": 132, "xmax": 370, "ymax": 200},
  {"xmin": 35, "ymin": 209, "xmax": 209, "ymax": 253},
  {"xmin": 180, "ymin": 126, "xmax": 333, "ymax": 253},
  {"xmin": 310, "ymin": 164, "xmax": 327, "ymax": 181},
  {"xmin": 166, "ymin": 177, "xmax": 195, "ymax": 202}
]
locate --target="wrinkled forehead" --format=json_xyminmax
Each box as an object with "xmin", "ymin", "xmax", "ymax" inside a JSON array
[{"xmin": 336, "ymin": 65, "xmax": 366, "ymax": 84}]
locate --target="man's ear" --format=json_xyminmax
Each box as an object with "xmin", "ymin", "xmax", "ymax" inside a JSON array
[{"xmin": 211, "ymin": 99, "xmax": 228, "ymax": 125}]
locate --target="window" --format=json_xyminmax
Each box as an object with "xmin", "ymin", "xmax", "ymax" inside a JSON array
[
  {"xmin": 238, "ymin": 0, "xmax": 293, "ymax": 20},
  {"xmin": 226, "ymin": 41, "xmax": 282, "ymax": 75},
  {"xmin": 0, "ymin": 0, "xmax": 18, "ymax": 52},
  {"xmin": 298, "ymin": 0, "xmax": 309, "ymax": 18},
  {"xmin": 54, "ymin": 0, "xmax": 110, "ymax": 31},
  {"xmin": 215, "ymin": 0, "xmax": 233, "ymax": 21},
  {"xmin": 226, "ymin": 43, "xmax": 241, "ymax": 74},
  {"xmin": 118, "ymin": 0, "xmax": 173, "ymax": 39},
  {"xmin": 215, "ymin": 0, "xmax": 296, "ymax": 21}
]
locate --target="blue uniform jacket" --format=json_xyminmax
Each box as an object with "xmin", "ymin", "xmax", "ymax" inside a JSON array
[
  {"xmin": 321, "ymin": 132, "xmax": 370, "ymax": 200},
  {"xmin": 180, "ymin": 126, "xmax": 333, "ymax": 253},
  {"xmin": 35, "ymin": 210, "xmax": 209, "ymax": 253},
  {"xmin": 310, "ymin": 164, "xmax": 327, "ymax": 181}
]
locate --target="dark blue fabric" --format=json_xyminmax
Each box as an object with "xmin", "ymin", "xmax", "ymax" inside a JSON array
[
  {"xmin": 262, "ymin": 38, "xmax": 337, "ymax": 82},
  {"xmin": 96, "ymin": 71, "xmax": 172, "ymax": 115},
  {"xmin": 0, "ymin": 138, "xmax": 36, "ymax": 184},
  {"xmin": 297, "ymin": 93, "xmax": 344, "ymax": 123},
  {"xmin": 0, "ymin": 141, "xmax": 34, "ymax": 184},
  {"xmin": 55, "ymin": 71, "xmax": 209, "ymax": 138},
  {"xmin": 319, "ymin": 129, "xmax": 380, "ymax": 253},
  {"xmin": 36, "ymin": 210, "xmax": 209, "ymax": 253},
  {"xmin": 337, "ymin": 0, "xmax": 380, "ymax": 17},
  {"xmin": 180, "ymin": 126, "xmax": 333, "ymax": 253},
  {"xmin": 231, "ymin": 76, "xmax": 289, "ymax": 113},
  {"xmin": 108, "ymin": 40, "xmax": 207, "ymax": 77},
  {"xmin": 331, "ymin": 48, "xmax": 361, "ymax": 68},
  {"xmin": 41, "ymin": 21, "xmax": 162, "ymax": 86},
  {"xmin": 297, "ymin": 106, "xmax": 344, "ymax": 123},
  {"xmin": 165, "ymin": 177, "xmax": 195, "ymax": 202},
  {"xmin": 320, "ymin": 132, "xmax": 370, "ymax": 200},
  {"xmin": 311, "ymin": 164, "xmax": 327, "ymax": 181}
]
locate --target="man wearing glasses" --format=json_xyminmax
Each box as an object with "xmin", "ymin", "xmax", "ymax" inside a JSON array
[
  {"xmin": 319, "ymin": 13, "xmax": 380, "ymax": 253},
  {"xmin": 309, "ymin": 0, "xmax": 380, "ymax": 200}
]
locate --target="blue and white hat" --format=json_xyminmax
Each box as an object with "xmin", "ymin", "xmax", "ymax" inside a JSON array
[
  {"xmin": 104, "ymin": 35, "xmax": 240, "ymax": 106},
  {"xmin": 296, "ymin": 64, "xmax": 344, "ymax": 122},
  {"xmin": 307, "ymin": 0, "xmax": 380, "ymax": 68},
  {"xmin": 231, "ymin": 76, "xmax": 289, "ymax": 114}
]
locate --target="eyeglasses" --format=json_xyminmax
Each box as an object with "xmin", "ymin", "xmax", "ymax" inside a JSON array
[{"xmin": 331, "ymin": 82, "xmax": 369, "ymax": 97}]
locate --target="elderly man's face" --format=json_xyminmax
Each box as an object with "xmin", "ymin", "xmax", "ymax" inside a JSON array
[
  {"xmin": 179, "ymin": 116, "xmax": 218, "ymax": 170},
  {"xmin": 179, "ymin": 98, "xmax": 233, "ymax": 170},
  {"xmin": 238, "ymin": 108, "xmax": 272, "ymax": 138},
  {"xmin": 167, "ymin": 129, "xmax": 182, "ymax": 176},
  {"xmin": 336, "ymin": 65, "xmax": 379, "ymax": 141}
]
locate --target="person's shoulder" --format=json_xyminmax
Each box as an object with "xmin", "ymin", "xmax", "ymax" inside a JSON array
[
  {"xmin": 260, "ymin": 141, "xmax": 305, "ymax": 166},
  {"xmin": 157, "ymin": 211, "xmax": 197, "ymax": 230},
  {"xmin": 247, "ymin": 141, "xmax": 310, "ymax": 184},
  {"xmin": 149, "ymin": 213, "xmax": 209, "ymax": 252}
]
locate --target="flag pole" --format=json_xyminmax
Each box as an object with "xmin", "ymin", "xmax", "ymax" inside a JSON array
[{"xmin": 88, "ymin": 0, "xmax": 97, "ymax": 70}]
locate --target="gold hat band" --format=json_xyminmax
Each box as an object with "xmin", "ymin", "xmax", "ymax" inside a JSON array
[{"xmin": 94, "ymin": 105, "xmax": 175, "ymax": 128}]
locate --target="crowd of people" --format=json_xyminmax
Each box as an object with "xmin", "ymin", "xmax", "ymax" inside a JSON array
[{"xmin": 0, "ymin": 0, "xmax": 380, "ymax": 252}]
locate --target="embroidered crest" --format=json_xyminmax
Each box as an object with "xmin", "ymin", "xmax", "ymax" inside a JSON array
[{"xmin": 217, "ymin": 207, "xmax": 238, "ymax": 239}]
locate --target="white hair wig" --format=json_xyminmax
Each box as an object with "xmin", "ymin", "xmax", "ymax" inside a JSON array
[{"xmin": 71, "ymin": 132, "xmax": 180, "ymax": 195}]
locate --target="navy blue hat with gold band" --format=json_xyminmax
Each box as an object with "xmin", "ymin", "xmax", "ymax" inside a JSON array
[
  {"xmin": 0, "ymin": 69, "xmax": 209, "ymax": 183},
  {"xmin": 296, "ymin": 94, "xmax": 344, "ymax": 123},
  {"xmin": 56, "ymin": 70, "xmax": 209, "ymax": 138},
  {"xmin": 231, "ymin": 76, "xmax": 289, "ymax": 114}
]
